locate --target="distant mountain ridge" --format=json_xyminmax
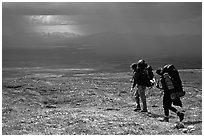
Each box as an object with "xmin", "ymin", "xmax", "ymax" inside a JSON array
[
  {"xmin": 3, "ymin": 31, "xmax": 201, "ymax": 70},
  {"xmin": 3, "ymin": 31, "xmax": 201, "ymax": 58},
  {"xmin": 39, "ymin": 32, "xmax": 81, "ymax": 40}
]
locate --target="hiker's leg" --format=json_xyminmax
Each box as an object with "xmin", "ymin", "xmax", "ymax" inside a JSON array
[
  {"xmin": 169, "ymin": 100, "xmax": 185, "ymax": 122},
  {"xmin": 177, "ymin": 111, "xmax": 185, "ymax": 122},
  {"xmin": 169, "ymin": 106, "xmax": 185, "ymax": 122},
  {"xmin": 135, "ymin": 89, "xmax": 141, "ymax": 109},
  {"xmin": 163, "ymin": 95, "xmax": 170, "ymax": 117},
  {"xmin": 173, "ymin": 98, "xmax": 183, "ymax": 107},
  {"xmin": 138, "ymin": 85, "xmax": 147, "ymax": 111},
  {"xmin": 163, "ymin": 94, "xmax": 171, "ymax": 121},
  {"xmin": 169, "ymin": 102, "xmax": 184, "ymax": 121},
  {"xmin": 169, "ymin": 97, "xmax": 180, "ymax": 113},
  {"xmin": 169, "ymin": 106, "xmax": 177, "ymax": 113}
]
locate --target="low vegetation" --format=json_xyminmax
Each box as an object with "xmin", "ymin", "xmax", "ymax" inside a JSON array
[{"xmin": 2, "ymin": 68, "xmax": 202, "ymax": 135}]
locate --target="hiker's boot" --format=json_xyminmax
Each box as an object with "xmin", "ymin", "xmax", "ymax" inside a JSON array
[
  {"xmin": 134, "ymin": 105, "xmax": 141, "ymax": 111},
  {"xmin": 134, "ymin": 96, "xmax": 141, "ymax": 111},
  {"xmin": 134, "ymin": 107, "xmax": 141, "ymax": 112},
  {"xmin": 140, "ymin": 109, "xmax": 148, "ymax": 112},
  {"xmin": 140, "ymin": 96, "xmax": 147, "ymax": 113},
  {"xmin": 177, "ymin": 111, "xmax": 184, "ymax": 122},
  {"xmin": 140, "ymin": 104, "xmax": 148, "ymax": 112}
]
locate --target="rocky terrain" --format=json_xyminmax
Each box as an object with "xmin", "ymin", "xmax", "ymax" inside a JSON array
[{"xmin": 2, "ymin": 68, "xmax": 202, "ymax": 135}]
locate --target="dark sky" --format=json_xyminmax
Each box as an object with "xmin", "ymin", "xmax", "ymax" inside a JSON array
[{"xmin": 2, "ymin": 2, "xmax": 202, "ymax": 58}]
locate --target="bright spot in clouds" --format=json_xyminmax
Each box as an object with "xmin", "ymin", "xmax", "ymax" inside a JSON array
[
  {"xmin": 23, "ymin": 15, "xmax": 84, "ymax": 35},
  {"xmin": 23, "ymin": 15, "xmax": 78, "ymax": 25}
]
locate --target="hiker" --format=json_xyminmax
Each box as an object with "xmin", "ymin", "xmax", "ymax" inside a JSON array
[
  {"xmin": 130, "ymin": 59, "xmax": 154, "ymax": 112},
  {"xmin": 130, "ymin": 63, "xmax": 141, "ymax": 111},
  {"xmin": 156, "ymin": 65, "xmax": 185, "ymax": 122}
]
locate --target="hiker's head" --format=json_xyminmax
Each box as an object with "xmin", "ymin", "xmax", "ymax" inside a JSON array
[
  {"xmin": 156, "ymin": 68, "xmax": 163, "ymax": 75},
  {"xmin": 163, "ymin": 64, "xmax": 169, "ymax": 73},
  {"xmin": 167, "ymin": 64, "xmax": 176, "ymax": 73},
  {"xmin": 130, "ymin": 63, "xmax": 137, "ymax": 71},
  {"xmin": 137, "ymin": 59, "xmax": 147, "ymax": 70},
  {"xmin": 147, "ymin": 65, "xmax": 153, "ymax": 71},
  {"xmin": 163, "ymin": 64, "xmax": 175, "ymax": 74}
]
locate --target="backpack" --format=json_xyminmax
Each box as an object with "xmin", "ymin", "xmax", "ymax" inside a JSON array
[
  {"xmin": 143, "ymin": 66, "xmax": 155, "ymax": 87},
  {"xmin": 163, "ymin": 72, "xmax": 174, "ymax": 90},
  {"xmin": 146, "ymin": 65, "xmax": 154, "ymax": 80},
  {"xmin": 136, "ymin": 60, "xmax": 154, "ymax": 87},
  {"xmin": 163, "ymin": 64, "xmax": 182, "ymax": 87},
  {"xmin": 163, "ymin": 64, "xmax": 185, "ymax": 98}
]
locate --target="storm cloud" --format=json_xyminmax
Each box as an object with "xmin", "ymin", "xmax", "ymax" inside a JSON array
[{"xmin": 2, "ymin": 2, "xmax": 202, "ymax": 58}]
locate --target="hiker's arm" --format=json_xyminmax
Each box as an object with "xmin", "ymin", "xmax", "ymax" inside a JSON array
[
  {"xmin": 155, "ymin": 79, "xmax": 164, "ymax": 97},
  {"xmin": 156, "ymin": 79, "xmax": 163, "ymax": 89},
  {"xmin": 131, "ymin": 73, "xmax": 137, "ymax": 91}
]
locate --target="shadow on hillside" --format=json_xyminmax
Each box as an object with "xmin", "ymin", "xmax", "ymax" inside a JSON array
[
  {"xmin": 183, "ymin": 120, "xmax": 202, "ymax": 125},
  {"xmin": 147, "ymin": 112, "xmax": 175, "ymax": 119},
  {"xmin": 148, "ymin": 112, "xmax": 163, "ymax": 118}
]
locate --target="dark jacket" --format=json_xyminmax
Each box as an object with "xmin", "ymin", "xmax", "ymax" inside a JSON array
[
  {"xmin": 160, "ymin": 76, "xmax": 174, "ymax": 94},
  {"xmin": 132, "ymin": 69, "xmax": 149, "ymax": 88}
]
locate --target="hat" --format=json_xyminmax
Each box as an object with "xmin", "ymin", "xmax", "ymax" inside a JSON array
[
  {"xmin": 163, "ymin": 64, "xmax": 175, "ymax": 73},
  {"xmin": 137, "ymin": 59, "xmax": 147, "ymax": 69},
  {"xmin": 137, "ymin": 59, "xmax": 146, "ymax": 64},
  {"xmin": 130, "ymin": 63, "xmax": 137, "ymax": 70}
]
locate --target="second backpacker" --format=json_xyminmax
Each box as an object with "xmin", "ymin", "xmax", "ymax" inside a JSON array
[{"xmin": 162, "ymin": 64, "xmax": 185, "ymax": 99}]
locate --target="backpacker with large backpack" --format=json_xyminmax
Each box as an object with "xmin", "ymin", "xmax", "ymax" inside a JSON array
[{"xmin": 162, "ymin": 64, "xmax": 185, "ymax": 99}]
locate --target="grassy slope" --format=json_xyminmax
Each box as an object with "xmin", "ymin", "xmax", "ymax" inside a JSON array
[{"xmin": 2, "ymin": 69, "xmax": 202, "ymax": 135}]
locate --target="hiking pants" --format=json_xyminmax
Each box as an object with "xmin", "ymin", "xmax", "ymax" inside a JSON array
[
  {"xmin": 137, "ymin": 85, "xmax": 147, "ymax": 111},
  {"xmin": 134, "ymin": 89, "xmax": 140, "ymax": 108},
  {"xmin": 163, "ymin": 94, "xmax": 177, "ymax": 116}
]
